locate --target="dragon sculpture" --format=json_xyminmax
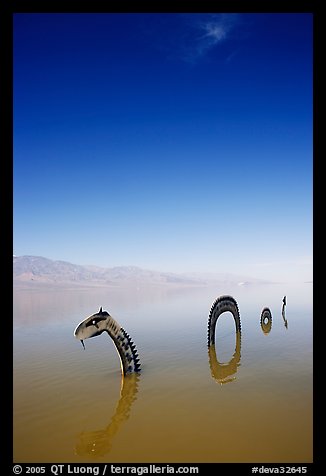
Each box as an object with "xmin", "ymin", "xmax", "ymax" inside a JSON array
[
  {"xmin": 207, "ymin": 295, "xmax": 242, "ymax": 384},
  {"xmin": 74, "ymin": 297, "xmax": 286, "ymax": 380},
  {"xmin": 74, "ymin": 307, "xmax": 141, "ymax": 375},
  {"xmin": 73, "ymin": 296, "xmax": 287, "ymax": 455}
]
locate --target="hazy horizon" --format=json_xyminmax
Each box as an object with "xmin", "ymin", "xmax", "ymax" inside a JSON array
[
  {"xmin": 13, "ymin": 13, "xmax": 313, "ymax": 284},
  {"xmin": 13, "ymin": 253, "xmax": 312, "ymax": 285}
]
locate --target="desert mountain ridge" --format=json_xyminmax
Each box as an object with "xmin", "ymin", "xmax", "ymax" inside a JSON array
[{"xmin": 13, "ymin": 255, "xmax": 270, "ymax": 288}]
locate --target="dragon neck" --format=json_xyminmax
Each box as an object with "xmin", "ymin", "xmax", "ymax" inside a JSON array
[{"xmin": 104, "ymin": 318, "xmax": 141, "ymax": 375}]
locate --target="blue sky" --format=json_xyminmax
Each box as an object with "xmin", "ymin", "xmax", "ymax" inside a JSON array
[{"xmin": 13, "ymin": 13, "xmax": 313, "ymax": 282}]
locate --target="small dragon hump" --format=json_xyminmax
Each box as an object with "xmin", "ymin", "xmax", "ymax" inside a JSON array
[{"xmin": 260, "ymin": 307, "xmax": 272, "ymax": 334}]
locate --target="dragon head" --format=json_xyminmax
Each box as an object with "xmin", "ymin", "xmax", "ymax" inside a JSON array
[{"xmin": 74, "ymin": 307, "xmax": 111, "ymax": 349}]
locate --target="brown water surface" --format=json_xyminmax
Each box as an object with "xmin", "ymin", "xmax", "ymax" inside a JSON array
[{"xmin": 13, "ymin": 283, "xmax": 313, "ymax": 462}]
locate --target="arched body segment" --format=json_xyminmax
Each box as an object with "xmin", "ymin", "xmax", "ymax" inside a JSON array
[
  {"xmin": 207, "ymin": 295, "xmax": 241, "ymax": 346},
  {"xmin": 207, "ymin": 295, "xmax": 242, "ymax": 384}
]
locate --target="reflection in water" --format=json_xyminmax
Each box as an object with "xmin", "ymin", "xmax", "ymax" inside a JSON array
[
  {"xmin": 208, "ymin": 332, "xmax": 241, "ymax": 385},
  {"xmin": 75, "ymin": 373, "xmax": 139, "ymax": 458},
  {"xmin": 260, "ymin": 307, "xmax": 272, "ymax": 335},
  {"xmin": 207, "ymin": 295, "xmax": 242, "ymax": 385}
]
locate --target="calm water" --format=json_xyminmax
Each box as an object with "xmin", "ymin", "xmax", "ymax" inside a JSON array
[{"xmin": 13, "ymin": 283, "xmax": 313, "ymax": 463}]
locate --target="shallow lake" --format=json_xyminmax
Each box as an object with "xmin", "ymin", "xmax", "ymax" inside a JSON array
[{"xmin": 13, "ymin": 282, "xmax": 313, "ymax": 463}]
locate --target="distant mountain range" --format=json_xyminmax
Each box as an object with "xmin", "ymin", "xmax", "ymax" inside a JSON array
[{"xmin": 13, "ymin": 255, "xmax": 268, "ymax": 288}]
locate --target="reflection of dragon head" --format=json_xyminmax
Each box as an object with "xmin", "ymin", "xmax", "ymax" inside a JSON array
[
  {"xmin": 260, "ymin": 307, "xmax": 272, "ymax": 335},
  {"xmin": 74, "ymin": 307, "xmax": 141, "ymax": 375},
  {"xmin": 75, "ymin": 373, "xmax": 140, "ymax": 458},
  {"xmin": 207, "ymin": 295, "xmax": 242, "ymax": 385}
]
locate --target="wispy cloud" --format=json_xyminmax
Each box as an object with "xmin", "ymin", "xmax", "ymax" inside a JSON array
[
  {"xmin": 182, "ymin": 13, "xmax": 239, "ymax": 63},
  {"xmin": 203, "ymin": 22, "xmax": 228, "ymax": 41},
  {"xmin": 201, "ymin": 15, "xmax": 233, "ymax": 40},
  {"xmin": 147, "ymin": 13, "xmax": 240, "ymax": 65}
]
